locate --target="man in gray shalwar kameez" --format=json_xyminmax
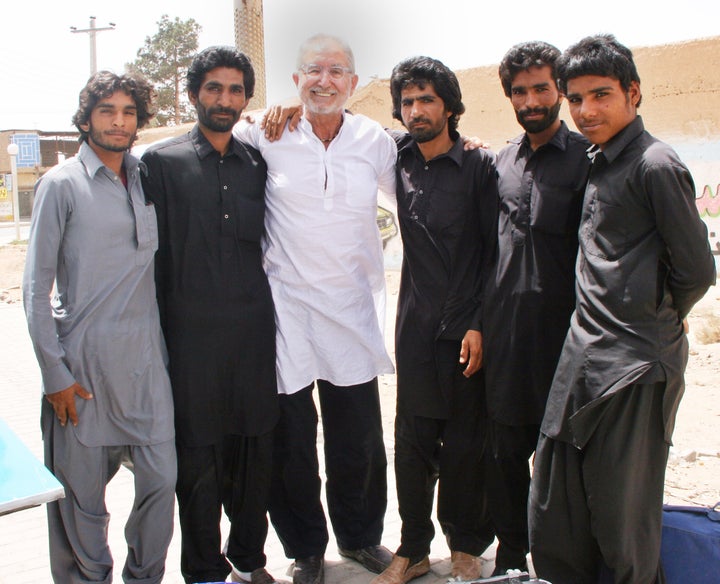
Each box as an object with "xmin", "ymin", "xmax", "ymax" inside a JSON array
[{"xmin": 23, "ymin": 71, "xmax": 176, "ymax": 584}]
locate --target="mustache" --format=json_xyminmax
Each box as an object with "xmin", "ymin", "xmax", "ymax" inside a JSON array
[
  {"xmin": 409, "ymin": 116, "xmax": 432, "ymax": 126},
  {"xmin": 103, "ymin": 130, "xmax": 133, "ymax": 138},
  {"xmin": 207, "ymin": 106, "xmax": 239, "ymax": 117},
  {"xmin": 518, "ymin": 107, "xmax": 549, "ymax": 118}
]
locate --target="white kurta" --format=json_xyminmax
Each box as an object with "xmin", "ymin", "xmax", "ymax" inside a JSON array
[{"xmin": 235, "ymin": 112, "xmax": 397, "ymax": 394}]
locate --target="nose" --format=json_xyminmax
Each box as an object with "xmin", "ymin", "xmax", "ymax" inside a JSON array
[
  {"xmin": 525, "ymin": 91, "xmax": 541, "ymax": 109},
  {"xmin": 579, "ymin": 99, "xmax": 596, "ymax": 120},
  {"xmin": 217, "ymin": 88, "xmax": 233, "ymax": 106},
  {"xmin": 111, "ymin": 111, "xmax": 125, "ymax": 127},
  {"xmin": 410, "ymin": 101, "xmax": 423, "ymax": 119},
  {"xmin": 315, "ymin": 68, "xmax": 334, "ymax": 86}
]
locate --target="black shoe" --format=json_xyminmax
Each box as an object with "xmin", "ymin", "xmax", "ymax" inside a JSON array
[
  {"xmin": 492, "ymin": 560, "xmax": 529, "ymax": 577},
  {"xmin": 338, "ymin": 545, "xmax": 393, "ymax": 574},
  {"xmin": 292, "ymin": 555, "xmax": 324, "ymax": 584}
]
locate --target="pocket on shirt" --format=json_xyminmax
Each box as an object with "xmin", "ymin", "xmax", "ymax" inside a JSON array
[
  {"xmin": 427, "ymin": 188, "xmax": 466, "ymax": 234},
  {"xmin": 234, "ymin": 198, "xmax": 265, "ymax": 243},
  {"xmin": 530, "ymin": 184, "xmax": 581, "ymax": 235},
  {"xmin": 135, "ymin": 203, "xmax": 159, "ymax": 265},
  {"xmin": 342, "ymin": 163, "xmax": 381, "ymax": 209},
  {"xmin": 581, "ymin": 196, "xmax": 628, "ymax": 260}
]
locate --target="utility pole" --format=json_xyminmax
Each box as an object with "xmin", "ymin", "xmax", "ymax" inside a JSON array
[
  {"xmin": 6, "ymin": 143, "xmax": 20, "ymax": 241},
  {"xmin": 70, "ymin": 16, "xmax": 116, "ymax": 76}
]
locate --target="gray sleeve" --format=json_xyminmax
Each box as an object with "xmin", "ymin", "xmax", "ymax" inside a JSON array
[{"xmin": 22, "ymin": 176, "xmax": 77, "ymax": 394}]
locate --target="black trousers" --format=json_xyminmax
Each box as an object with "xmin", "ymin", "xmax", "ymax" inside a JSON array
[
  {"xmin": 394, "ymin": 344, "xmax": 493, "ymax": 559},
  {"xmin": 529, "ymin": 382, "xmax": 669, "ymax": 584},
  {"xmin": 268, "ymin": 379, "xmax": 388, "ymax": 559},
  {"xmin": 483, "ymin": 420, "xmax": 539, "ymax": 570},
  {"xmin": 176, "ymin": 432, "xmax": 274, "ymax": 584}
]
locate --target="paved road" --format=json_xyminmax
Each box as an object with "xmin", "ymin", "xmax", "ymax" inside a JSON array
[{"xmin": 0, "ymin": 221, "xmax": 30, "ymax": 246}]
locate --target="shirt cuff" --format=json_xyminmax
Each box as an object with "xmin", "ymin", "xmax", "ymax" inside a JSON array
[{"xmin": 41, "ymin": 362, "xmax": 77, "ymax": 395}]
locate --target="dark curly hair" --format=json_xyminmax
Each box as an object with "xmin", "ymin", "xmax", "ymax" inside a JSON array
[
  {"xmin": 498, "ymin": 41, "xmax": 561, "ymax": 98},
  {"xmin": 390, "ymin": 56, "xmax": 465, "ymax": 138},
  {"xmin": 72, "ymin": 71, "xmax": 155, "ymax": 143},
  {"xmin": 187, "ymin": 46, "xmax": 255, "ymax": 99},
  {"xmin": 557, "ymin": 34, "xmax": 642, "ymax": 107}
]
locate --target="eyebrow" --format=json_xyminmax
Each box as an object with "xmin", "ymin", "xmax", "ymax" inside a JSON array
[
  {"xmin": 567, "ymin": 85, "xmax": 615, "ymax": 99},
  {"xmin": 204, "ymin": 80, "xmax": 245, "ymax": 90},
  {"xmin": 304, "ymin": 63, "xmax": 349, "ymax": 68},
  {"xmin": 402, "ymin": 92, "xmax": 436, "ymax": 101},
  {"xmin": 513, "ymin": 81, "xmax": 551, "ymax": 91},
  {"xmin": 96, "ymin": 101, "xmax": 136, "ymax": 109}
]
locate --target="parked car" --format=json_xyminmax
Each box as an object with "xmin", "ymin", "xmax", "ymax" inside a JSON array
[{"xmin": 377, "ymin": 206, "xmax": 398, "ymax": 249}]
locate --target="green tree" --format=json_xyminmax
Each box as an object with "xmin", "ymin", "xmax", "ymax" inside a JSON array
[{"xmin": 128, "ymin": 15, "xmax": 201, "ymax": 126}]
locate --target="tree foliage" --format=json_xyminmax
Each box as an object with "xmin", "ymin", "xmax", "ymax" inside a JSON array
[{"xmin": 128, "ymin": 15, "xmax": 201, "ymax": 126}]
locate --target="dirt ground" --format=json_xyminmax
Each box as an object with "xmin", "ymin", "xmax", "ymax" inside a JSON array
[
  {"xmin": 0, "ymin": 244, "xmax": 25, "ymax": 304},
  {"xmin": 2, "ymin": 242, "xmax": 718, "ymax": 508}
]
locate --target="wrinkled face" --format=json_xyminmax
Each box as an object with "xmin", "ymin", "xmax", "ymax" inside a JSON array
[
  {"xmin": 400, "ymin": 82, "xmax": 451, "ymax": 144},
  {"xmin": 566, "ymin": 74, "xmax": 640, "ymax": 148},
  {"xmin": 510, "ymin": 65, "xmax": 562, "ymax": 134},
  {"xmin": 190, "ymin": 67, "xmax": 248, "ymax": 133},
  {"xmin": 293, "ymin": 43, "xmax": 358, "ymax": 116},
  {"xmin": 81, "ymin": 90, "xmax": 138, "ymax": 153}
]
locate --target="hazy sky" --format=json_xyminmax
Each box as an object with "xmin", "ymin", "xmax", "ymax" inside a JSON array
[{"xmin": 2, "ymin": 0, "xmax": 718, "ymax": 130}]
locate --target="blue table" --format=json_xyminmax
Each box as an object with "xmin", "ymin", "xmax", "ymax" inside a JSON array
[{"xmin": 0, "ymin": 418, "xmax": 64, "ymax": 515}]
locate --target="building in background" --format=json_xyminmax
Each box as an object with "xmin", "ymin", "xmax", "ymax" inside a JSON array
[
  {"xmin": 0, "ymin": 131, "xmax": 79, "ymax": 219},
  {"xmin": 234, "ymin": 0, "xmax": 266, "ymax": 108}
]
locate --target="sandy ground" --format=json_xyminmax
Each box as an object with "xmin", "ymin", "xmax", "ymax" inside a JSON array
[
  {"xmin": 666, "ymin": 286, "xmax": 720, "ymax": 505},
  {"xmin": 2, "ymin": 242, "xmax": 718, "ymax": 509},
  {"xmin": 0, "ymin": 244, "xmax": 25, "ymax": 304}
]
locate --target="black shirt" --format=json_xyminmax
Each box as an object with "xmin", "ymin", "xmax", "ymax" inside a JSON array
[
  {"xmin": 483, "ymin": 122, "xmax": 590, "ymax": 426},
  {"xmin": 542, "ymin": 116, "xmax": 716, "ymax": 446},
  {"xmin": 393, "ymin": 132, "xmax": 499, "ymax": 418},
  {"xmin": 142, "ymin": 125, "xmax": 278, "ymax": 446}
]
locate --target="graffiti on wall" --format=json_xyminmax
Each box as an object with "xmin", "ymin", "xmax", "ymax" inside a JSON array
[
  {"xmin": 697, "ymin": 184, "xmax": 720, "ymax": 255},
  {"xmin": 697, "ymin": 184, "xmax": 720, "ymax": 218}
]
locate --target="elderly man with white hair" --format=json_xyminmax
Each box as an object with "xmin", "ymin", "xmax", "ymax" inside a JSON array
[{"xmin": 235, "ymin": 33, "xmax": 396, "ymax": 584}]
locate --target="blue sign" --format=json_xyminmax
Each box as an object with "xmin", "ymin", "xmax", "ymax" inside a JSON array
[{"xmin": 10, "ymin": 134, "xmax": 40, "ymax": 168}]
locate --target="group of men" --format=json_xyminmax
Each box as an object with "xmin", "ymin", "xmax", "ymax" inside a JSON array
[{"xmin": 23, "ymin": 28, "xmax": 714, "ymax": 584}]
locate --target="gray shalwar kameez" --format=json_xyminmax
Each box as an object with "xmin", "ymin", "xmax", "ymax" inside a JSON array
[{"xmin": 23, "ymin": 142, "xmax": 176, "ymax": 584}]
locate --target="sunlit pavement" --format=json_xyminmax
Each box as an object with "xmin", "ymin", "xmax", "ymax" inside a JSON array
[{"xmin": 0, "ymin": 221, "xmax": 30, "ymax": 246}]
